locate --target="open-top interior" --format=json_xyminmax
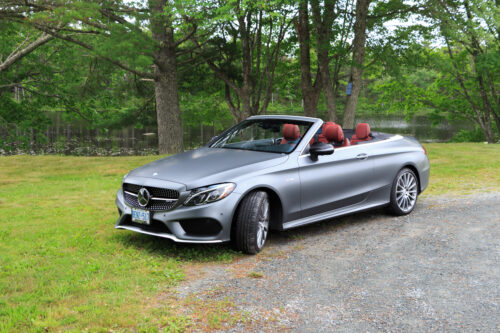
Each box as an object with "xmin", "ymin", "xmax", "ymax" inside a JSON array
[
  {"xmin": 209, "ymin": 118, "xmax": 397, "ymax": 154},
  {"xmin": 304, "ymin": 121, "xmax": 396, "ymax": 149}
]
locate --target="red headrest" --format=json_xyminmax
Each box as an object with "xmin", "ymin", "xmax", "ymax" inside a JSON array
[
  {"xmin": 283, "ymin": 123, "xmax": 300, "ymax": 141},
  {"xmin": 322, "ymin": 121, "xmax": 335, "ymax": 132},
  {"xmin": 324, "ymin": 123, "xmax": 344, "ymax": 142},
  {"xmin": 355, "ymin": 123, "xmax": 370, "ymax": 140}
]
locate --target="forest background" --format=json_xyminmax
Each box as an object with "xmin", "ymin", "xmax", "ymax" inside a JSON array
[{"xmin": 0, "ymin": 0, "xmax": 498, "ymax": 155}]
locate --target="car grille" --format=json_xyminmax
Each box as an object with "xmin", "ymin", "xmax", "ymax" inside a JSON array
[{"xmin": 123, "ymin": 182, "xmax": 179, "ymax": 211}]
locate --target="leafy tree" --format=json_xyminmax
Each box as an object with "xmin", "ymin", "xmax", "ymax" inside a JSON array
[
  {"xmin": 2, "ymin": 0, "xmax": 498, "ymax": 153},
  {"xmin": 194, "ymin": 0, "xmax": 293, "ymax": 121},
  {"xmin": 427, "ymin": 0, "xmax": 499, "ymax": 142},
  {"xmin": 1, "ymin": 0, "xmax": 206, "ymax": 153},
  {"xmin": 375, "ymin": 0, "xmax": 499, "ymax": 142}
]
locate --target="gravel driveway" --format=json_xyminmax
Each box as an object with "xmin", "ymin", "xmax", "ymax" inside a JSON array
[{"xmin": 175, "ymin": 193, "xmax": 500, "ymax": 332}]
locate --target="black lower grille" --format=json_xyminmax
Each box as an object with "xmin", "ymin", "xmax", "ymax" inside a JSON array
[{"xmin": 123, "ymin": 182, "xmax": 179, "ymax": 211}]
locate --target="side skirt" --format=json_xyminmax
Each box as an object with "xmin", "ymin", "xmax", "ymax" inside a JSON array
[
  {"xmin": 282, "ymin": 201, "xmax": 388, "ymax": 230},
  {"xmin": 283, "ymin": 186, "xmax": 391, "ymax": 230}
]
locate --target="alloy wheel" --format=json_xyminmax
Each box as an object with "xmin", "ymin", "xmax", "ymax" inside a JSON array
[
  {"xmin": 256, "ymin": 200, "xmax": 270, "ymax": 249},
  {"xmin": 396, "ymin": 171, "xmax": 418, "ymax": 212}
]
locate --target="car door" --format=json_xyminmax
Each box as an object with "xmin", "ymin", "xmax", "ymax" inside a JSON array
[{"xmin": 298, "ymin": 144, "xmax": 374, "ymax": 218}]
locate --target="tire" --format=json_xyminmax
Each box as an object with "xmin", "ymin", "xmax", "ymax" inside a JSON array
[
  {"xmin": 233, "ymin": 191, "xmax": 270, "ymax": 254},
  {"xmin": 388, "ymin": 168, "xmax": 419, "ymax": 216}
]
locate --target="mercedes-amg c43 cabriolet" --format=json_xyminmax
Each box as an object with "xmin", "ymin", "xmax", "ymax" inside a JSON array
[{"xmin": 115, "ymin": 115, "xmax": 430, "ymax": 254}]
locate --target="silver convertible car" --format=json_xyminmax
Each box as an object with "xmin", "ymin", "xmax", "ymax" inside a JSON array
[{"xmin": 116, "ymin": 115, "xmax": 430, "ymax": 254}]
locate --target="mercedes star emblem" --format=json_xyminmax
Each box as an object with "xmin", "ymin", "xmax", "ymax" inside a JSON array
[{"xmin": 137, "ymin": 188, "xmax": 151, "ymax": 207}]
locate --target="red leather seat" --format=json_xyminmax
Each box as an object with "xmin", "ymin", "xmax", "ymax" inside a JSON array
[
  {"xmin": 310, "ymin": 121, "xmax": 335, "ymax": 145},
  {"xmin": 281, "ymin": 123, "xmax": 300, "ymax": 145},
  {"xmin": 323, "ymin": 123, "xmax": 350, "ymax": 147},
  {"xmin": 350, "ymin": 123, "xmax": 371, "ymax": 145}
]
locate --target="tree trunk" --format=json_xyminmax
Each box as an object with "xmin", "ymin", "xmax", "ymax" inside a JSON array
[
  {"xmin": 311, "ymin": 0, "xmax": 338, "ymax": 122},
  {"xmin": 237, "ymin": 12, "xmax": 253, "ymax": 120},
  {"xmin": 485, "ymin": 74, "xmax": 500, "ymax": 137},
  {"xmin": 492, "ymin": 112, "xmax": 500, "ymax": 139},
  {"xmin": 240, "ymin": 91, "xmax": 252, "ymax": 120},
  {"xmin": 150, "ymin": 0, "xmax": 184, "ymax": 154},
  {"xmin": 295, "ymin": 0, "xmax": 321, "ymax": 117},
  {"xmin": 474, "ymin": 67, "xmax": 496, "ymax": 142},
  {"xmin": 342, "ymin": 0, "xmax": 371, "ymax": 129},
  {"xmin": 153, "ymin": 50, "xmax": 184, "ymax": 154},
  {"xmin": 318, "ymin": 51, "xmax": 337, "ymax": 122},
  {"xmin": 302, "ymin": 87, "xmax": 321, "ymax": 117}
]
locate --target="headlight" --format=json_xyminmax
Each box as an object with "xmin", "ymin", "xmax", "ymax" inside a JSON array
[
  {"xmin": 184, "ymin": 183, "xmax": 236, "ymax": 206},
  {"xmin": 122, "ymin": 173, "xmax": 128, "ymax": 184}
]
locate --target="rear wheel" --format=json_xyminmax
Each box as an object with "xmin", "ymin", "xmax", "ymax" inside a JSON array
[
  {"xmin": 233, "ymin": 191, "xmax": 270, "ymax": 254},
  {"xmin": 388, "ymin": 168, "xmax": 418, "ymax": 215}
]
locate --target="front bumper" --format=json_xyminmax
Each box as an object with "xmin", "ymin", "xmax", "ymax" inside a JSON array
[{"xmin": 115, "ymin": 188, "xmax": 241, "ymax": 243}]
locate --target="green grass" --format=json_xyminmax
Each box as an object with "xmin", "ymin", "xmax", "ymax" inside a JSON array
[
  {"xmin": 0, "ymin": 143, "xmax": 499, "ymax": 331},
  {"xmin": 423, "ymin": 143, "xmax": 500, "ymax": 195},
  {"xmin": 0, "ymin": 156, "xmax": 239, "ymax": 332}
]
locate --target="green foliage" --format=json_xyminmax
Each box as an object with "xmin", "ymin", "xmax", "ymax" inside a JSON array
[
  {"xmin": 1, "ymin": 0, "xmax": 498, "ymax": 149},
  {"xmin": 450, "ymin": 128, "xmax": 486, "ymax": 142}
]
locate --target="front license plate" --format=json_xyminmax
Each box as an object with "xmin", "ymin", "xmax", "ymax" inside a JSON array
[{"xmin": 131, "ymin": 208, "xmax": 150, "ymax": 225}]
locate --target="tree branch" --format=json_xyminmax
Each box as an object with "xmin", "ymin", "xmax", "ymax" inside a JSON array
[
  {"xmin": 174, "ymin": 26, "xmax": 198, "ymax": 47},
  {"xmin": 0, "ymin": 33, "xmax": 53, "ymax": 73},
  {"xmin": 35, "ymin": 26, "xmax": 154, "ymax": 79}
]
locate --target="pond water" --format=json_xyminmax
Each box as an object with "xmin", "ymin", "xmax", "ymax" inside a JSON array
[
  {"xmin": 357, "ymin": 114, "xmax": 472, "ymax": 142},
  {"xmin": 0, "ymin": 112, "xmax": 473, "ymax": 155}
]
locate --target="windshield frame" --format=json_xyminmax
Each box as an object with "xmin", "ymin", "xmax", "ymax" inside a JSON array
[{"xmin": 208, "ymin": 118, "xmax": 314, "ymax": 154}]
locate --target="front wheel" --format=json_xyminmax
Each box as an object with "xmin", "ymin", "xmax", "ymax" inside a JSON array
[
  {"xmin": 233, "ymin": 191, "xmax": 270, "ymax": 254},
  {"xmin": 388, "ymin": 168, "xmax": 419, "ymax": 216}
]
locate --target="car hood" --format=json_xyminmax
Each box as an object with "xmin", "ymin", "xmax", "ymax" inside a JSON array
[{"xmin": 128, "ymin": 147, "xmax": 288, "ymax": 189}]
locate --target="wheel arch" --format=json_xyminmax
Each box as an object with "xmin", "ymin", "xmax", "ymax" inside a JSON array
[{"xmin": 230, "ymin": 186, "xmax": 284, "ymax": 241}]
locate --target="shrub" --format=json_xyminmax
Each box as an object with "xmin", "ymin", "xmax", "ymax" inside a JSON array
[{"xmin": 450, "ymin": 128, "xmax": 486, "ymax": 142}]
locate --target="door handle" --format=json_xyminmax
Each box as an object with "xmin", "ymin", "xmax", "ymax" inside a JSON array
[{"xmin": 356, "ymin": 153, "xmax": 368, "ymax": 160}]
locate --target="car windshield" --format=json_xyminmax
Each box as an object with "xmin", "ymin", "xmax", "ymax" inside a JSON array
[{"xmin": 210, "ymin": 119, "xmax": 313, "ymax": 153}]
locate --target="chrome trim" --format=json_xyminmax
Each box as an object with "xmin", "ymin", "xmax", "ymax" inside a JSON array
[
  {"xmin": 115, "ymin": 225, "xmax": 223, "ymax": 244},
  {"xmin": 124, "ymin": 190, "xmax": 177, "ymax": 202},
  {"xmin": 152, "ymin": 197, "xmax": 177, "ymax": 202}
]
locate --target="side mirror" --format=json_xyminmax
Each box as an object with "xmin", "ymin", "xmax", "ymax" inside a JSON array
[{"xmin": 309, "ymin": 142, "xmax": 334, "ymax": 160}]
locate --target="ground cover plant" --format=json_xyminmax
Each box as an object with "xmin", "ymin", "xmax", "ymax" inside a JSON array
[{"xmin": 0, "ymin": 143, "xmax": 499, "ymax": 331}]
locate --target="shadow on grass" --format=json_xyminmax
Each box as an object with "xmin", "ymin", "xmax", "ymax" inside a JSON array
[{"xmin": 112, "ymin": 231, "xmax": 241, "ymax": 263}]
